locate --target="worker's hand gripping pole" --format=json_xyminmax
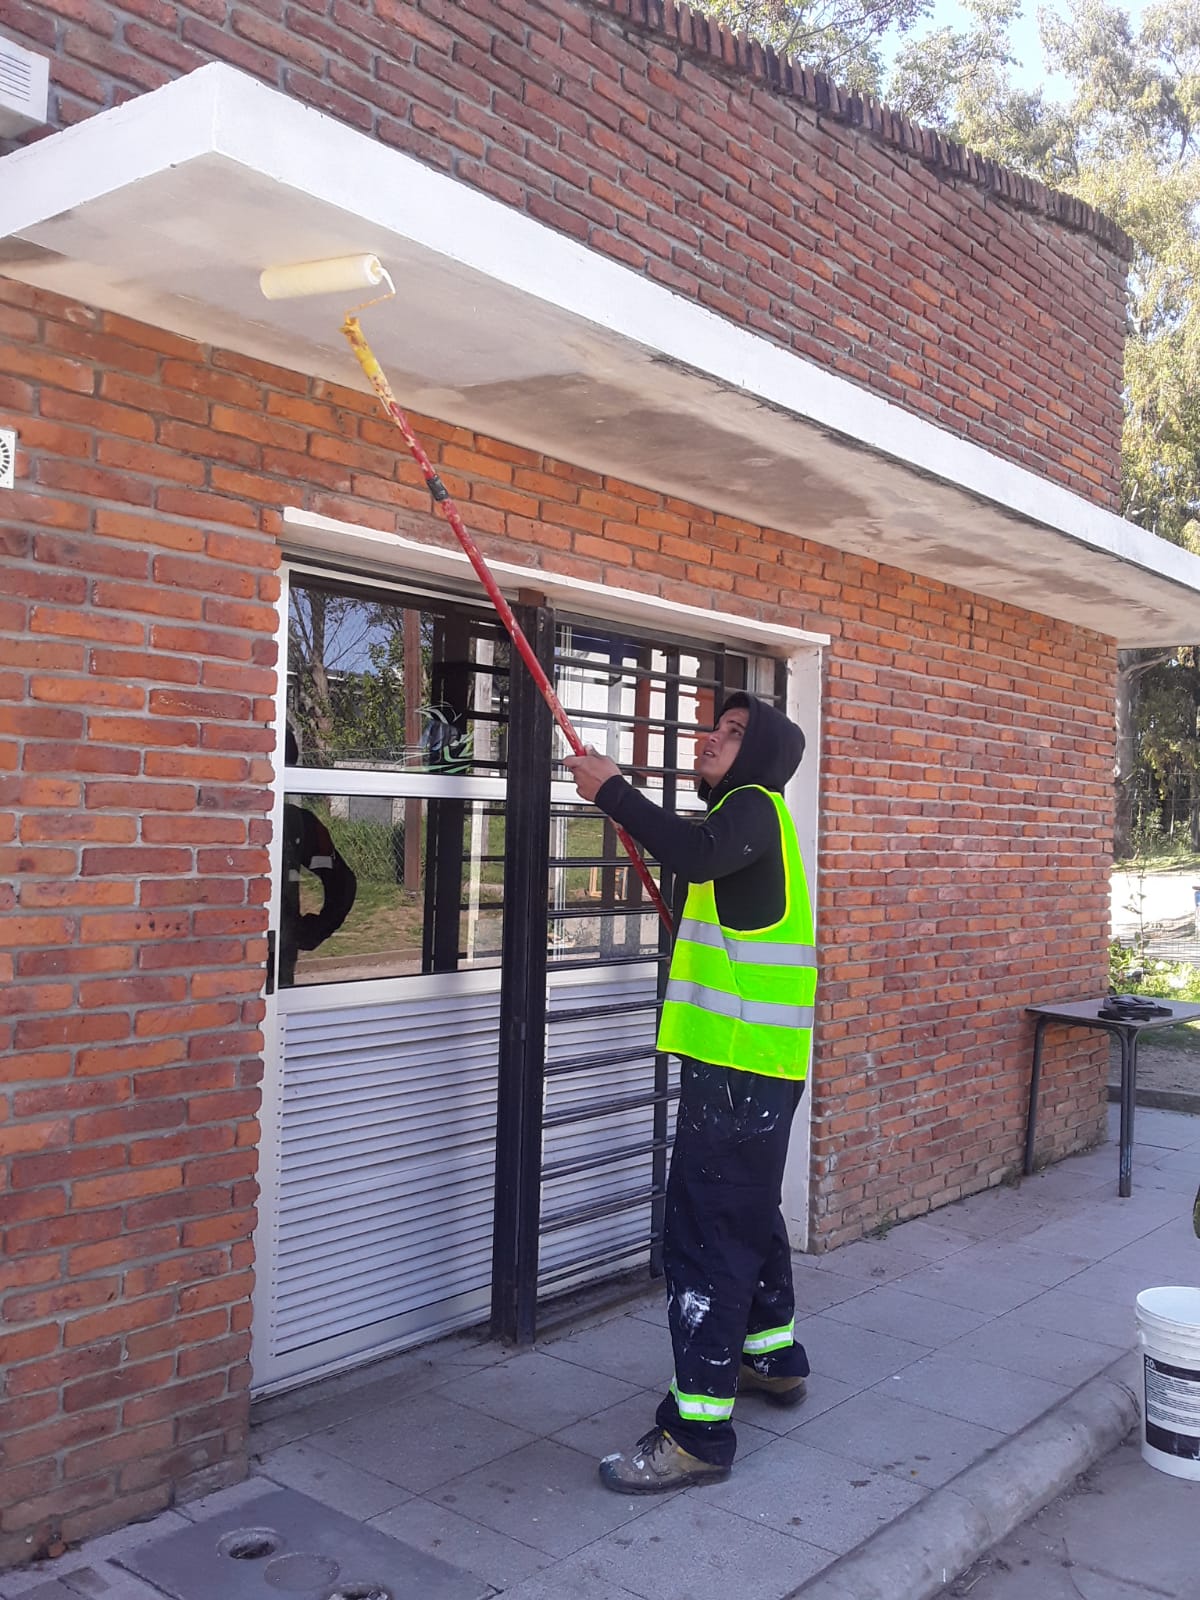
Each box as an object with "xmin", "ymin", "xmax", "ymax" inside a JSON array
[{"xmin": 340, "ymin": 314, "xmax": 673, "ymax": 934}]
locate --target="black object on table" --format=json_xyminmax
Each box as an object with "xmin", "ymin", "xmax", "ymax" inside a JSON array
[{"xmin": 1024, "ymin": 997, "xmax": 1200, "ymax": 1198}]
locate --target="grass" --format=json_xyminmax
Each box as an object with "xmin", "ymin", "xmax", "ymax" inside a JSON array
[
  {"xmin": 294, "ymin": 806, "xmax": 620, "ymax": 972},
  {"xmin": 1146, "ymin": 1021, "xmax": 1200, "ymax": 1055},
  {"xmin": 1115, "ymin": 847, "xmax": 1200, "ymax": 875}
]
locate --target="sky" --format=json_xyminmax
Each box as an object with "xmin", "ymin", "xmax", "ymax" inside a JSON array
[{"xmin": 898, "ymin": 0, "xmax": 1150, "ymax": 95}]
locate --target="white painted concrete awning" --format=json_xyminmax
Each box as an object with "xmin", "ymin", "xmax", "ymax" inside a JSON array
[{"xmin": 2, "ymin": 63, "xmax": 1198, "ymax": 647}]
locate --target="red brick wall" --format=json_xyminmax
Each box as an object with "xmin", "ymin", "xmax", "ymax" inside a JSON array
[
  {"xmin": 0, "ymin": 0, "xmax": 1128, "ymax": 507},
  {"xmin": 0, "ymin": 289, "xmax": 274, "ymax": 1564},
  {"xmin": 0, "ymin": 277, "xmax": 1112, "ymax": 1557}
]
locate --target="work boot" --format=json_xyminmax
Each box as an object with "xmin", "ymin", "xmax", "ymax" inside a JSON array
[
  {"xmin": 738, "ymin": 1362, "xmax": 808, "ymax": 1408},
  {"xmin": 598, "ymin": 1427, "xmax": 730, "ymax": 1494}
]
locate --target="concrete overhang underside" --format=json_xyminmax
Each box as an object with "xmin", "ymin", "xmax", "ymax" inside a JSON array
[{"xmin": 3, "ymin": 64, "xmax": 1199, "ymax": 649}]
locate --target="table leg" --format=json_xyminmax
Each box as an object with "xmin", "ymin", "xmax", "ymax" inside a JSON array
[
  {"xmin": 1118, "ymin": 1028, "xmax": 1136, "ymax": 1198},
  {"xmin": 1024, "ymin": 1015, "xmax": 1048, "ymax": 1176}
]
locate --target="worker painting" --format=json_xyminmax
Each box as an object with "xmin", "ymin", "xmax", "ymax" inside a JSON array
[{"xmin": 565, "ymin": 692, "xmax": 816, "ymax": 1493}]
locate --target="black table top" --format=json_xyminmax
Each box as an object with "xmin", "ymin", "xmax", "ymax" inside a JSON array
[{"xmin": 1026, "ymin": 997, "xmax": 1200, "ymax": 1031}]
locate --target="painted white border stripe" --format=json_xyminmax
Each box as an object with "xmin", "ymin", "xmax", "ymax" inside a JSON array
[{"xmin": 281, "ymin": 507, "xmax": 830, "ymax": 651}]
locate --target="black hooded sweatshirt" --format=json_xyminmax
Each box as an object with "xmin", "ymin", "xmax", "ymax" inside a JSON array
[{"xmin": 593, "ymin": 692, "xmax": 806, "ymax": 932}]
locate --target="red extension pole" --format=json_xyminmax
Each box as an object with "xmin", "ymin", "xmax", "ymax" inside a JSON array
[{"xmin": 341, "ymin": 314, "xmax": 673, "ymax": 933}]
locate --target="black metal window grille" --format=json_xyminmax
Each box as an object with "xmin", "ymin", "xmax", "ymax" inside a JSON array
[{"xmin": 491, "ymin": 616, "xmax": 789, "ymax": 1342}]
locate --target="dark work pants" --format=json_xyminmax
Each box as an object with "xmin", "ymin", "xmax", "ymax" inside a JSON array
[{"xmin": 654, "ymin": 1058, "xmax": 809, "ymax": 1467}]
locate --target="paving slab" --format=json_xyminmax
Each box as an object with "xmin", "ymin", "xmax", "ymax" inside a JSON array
[
  {"xmin": 792, "ymin": 1314, "xmax": 929, "ymax": 1387},
  {"xmin": 736, "ymin": 1373, "xmax": 863, "ymax": 1436},
  {"xmin": 872, "ymin": 1218, "xmax": 975, "ymax": 1262},
  {"xmin": 894, "ymin": 1260, "xmax": 1045, "ymax": 1317},
  {"xmin": 26, "ymin": 1574, "xmax": 164, "ymax": 1600},
  {"xmin": 939, "ymin": 1314, "xmax": 1123, "ymax": 1388},
  {"xmin": 305, "ymin": 1388, "xmax": 536, "ymax": 1494},
  {"xmin": 880, "ymin": 1351, "xmax": 1071, "ymax": 1433},
  {"xmin": 801, "ymin": 1238, "xmax": 932, "ymax": 1284},
  {"xmin": 446, "ymin": 1348, "xmax": 641, "ymax": 1434},
  {"xmin": 368, "ymin": 1494, "xmax": 554, "ymax": 1589},
  {"xmin": 3, "ymin": 1585, "xmax": 87, "ymax": 1600},
  {"xmin": 428, "ymin": 1437, "xmax": 656, "ymax": 1558},
  {"xmin": 792, "ymin": 1392, "xmax": 1006, "ymax": 1488},
  {"xmin": 819, "ymin": 1283, "xmax": 991, "ymax": 1347},
  {"xmin": 254, "ymin": 1438, "xmax": 412, "ymax": 1518},
  {"xmin": 702, "ymin": 1434, "xmax": 928, "ymax": 1553},
  {"xmin": 945, "ymin": 1237, "xmax": 1095, "ymax": 1288},
  {"xmin": 784, "ymin": 1261, "xmax": 872, "ymax": 1314},
  {"xmin": 537, "ymin": 1309, "xmax": 673, "ymax": 1390},
  {"xmin": 1015, "ymin": 1285, "xmax": 1140, "ymax": 1349},
  {"xmin": 545, "ymin": 1496, "xmax": 834, "ymax": 1600}
]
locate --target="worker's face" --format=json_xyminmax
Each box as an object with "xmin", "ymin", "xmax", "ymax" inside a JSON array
[{"xmin": 695, "ymin": 707, "xmax": 749, "ymax": 786}]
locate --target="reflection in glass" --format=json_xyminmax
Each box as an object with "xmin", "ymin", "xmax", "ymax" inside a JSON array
[
  {"xmin": 552, "ymin": 623, "xmax": 739, "ymax": 789},
  {"xmin": 548, "ymin": 804, "xmax": 662, "ymax": 965},
  {"xmin": 287, "ymin": 578, "xmax": 509, "ymax": 775},
  {"xmin": 283, "ymin": 794, "xmax": 504, "ymax": 986}
]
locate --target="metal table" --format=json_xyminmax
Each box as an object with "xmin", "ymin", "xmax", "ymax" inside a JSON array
[{"xmin": 1024, "ymin": 998, "xmax": 1200, "ymax": 1197}]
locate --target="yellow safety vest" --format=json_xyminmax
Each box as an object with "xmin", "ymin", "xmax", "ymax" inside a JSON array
[{"xmin": 657, "ymin": 786, "xmax": 816, "ymax": 1079}]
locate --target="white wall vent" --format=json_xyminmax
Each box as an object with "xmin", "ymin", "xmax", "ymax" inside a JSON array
[
  {"xmin": 0, "ymin": 430, "xmax": 15, "ymax": 490},
  {"xmin": 0, "ymin": 37, "xmax": 49, "ymax": 137}
]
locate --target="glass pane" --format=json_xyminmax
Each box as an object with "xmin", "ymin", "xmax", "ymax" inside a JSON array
[
  {"xmin": 286, "ymin": 577, "xmax": 509, "ymax": 774},
  {"xmin": 547, "ymin": 804, "xmax": 662, "ymax": 965},
  {"xmin": 551, "ymin": 623, "xmax": 747, "ymax": 790},
  {"xmin": 281, "ymin": 792, "xmax": 504, "ymax": 986}
]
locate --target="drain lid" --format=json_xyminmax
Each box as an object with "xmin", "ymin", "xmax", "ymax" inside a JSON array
[
  {"xmin": 330, "ymin": 1586, "xmax": 393, "ymax": 1600},
  {"xmin": 219, "ymin": 1530, "xmax": 283, "ymax": 1561},
  {"xmin": 264, "ymin": 1553, "xmax": 340, "ymax": 1591}
]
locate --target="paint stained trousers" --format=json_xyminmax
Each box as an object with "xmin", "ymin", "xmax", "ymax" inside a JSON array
[{"xmin": 654, "ymin": 1057, "xmax": 809, "ymax": 1468}]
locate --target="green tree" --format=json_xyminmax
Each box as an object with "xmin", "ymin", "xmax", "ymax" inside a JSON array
[
  {"xmin": 888, "ymin": 0, "xmax": 1200, "ymax": 858},
  {"xmin": 1133, "ymin": 648, "xmax": 1200, "ymax": 847},
  {"xmin": 694, "ymin": 0, "xmax": 931, "ymax": 91},
  {"xmin": 288, "ymin": 585, "xmax": 430, "ymax": 767}
]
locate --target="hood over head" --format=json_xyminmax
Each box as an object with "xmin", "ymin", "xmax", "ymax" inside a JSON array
[
  {"xmin": 704, "ymin": 691, "xmax": 809, "ymax": 806},
  {"xmin": 698, "ymin": 692, "xmax": 806, "ymax": 806}
]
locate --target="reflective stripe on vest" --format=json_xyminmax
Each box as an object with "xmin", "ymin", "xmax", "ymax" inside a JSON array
[
  {"xmin": 663, "ymin": 979, "xmax": 814, "ymax": 1031},
  {"xmin": 675, "ymin": 918, "xmax": 816, "ymax": 968},
  {"xmin": 657, "ymin": 785, "xmax": 816, "ymax": 1081}
]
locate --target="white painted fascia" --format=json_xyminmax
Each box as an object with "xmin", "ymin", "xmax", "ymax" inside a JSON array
[
  {"xmin": 3, "ymin": 64, "xmax": 1199, "ymax": 625},
  {"xmin": 204, "ymin": 68, "xmax": 1198, "ymax": 607},
  {"xmin": 0, "ymin": 64, "xmax": 223, "ymax": 232},
  {"xmin": 282, "ymin": 508, "xmax": 830, "ymax": 652}
]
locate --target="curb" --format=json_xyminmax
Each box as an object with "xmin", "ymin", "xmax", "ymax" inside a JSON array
[
  {"xmin": 786, "ymin": 1356, "xmax": 1140, "ymax": 1600},
  {"xmin": 1106, "ymin": 1083, "xmax": 1200, "ymax": 1116}
]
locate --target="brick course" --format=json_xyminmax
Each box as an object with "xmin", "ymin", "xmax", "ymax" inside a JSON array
[
  {"xmin": 0, "ymin": 273, "xmax": 1111, "ymax": 1558},
  {"xmin": 0, "ymin": 0, "xmax": 1127, "ymax": 509}
]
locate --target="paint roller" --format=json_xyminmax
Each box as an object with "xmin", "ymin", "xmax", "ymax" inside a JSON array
[
  {"xmin": 259, "ymin": 254, "xmax": 390, "ymax": 300},
  {"xmin": 260, "ymin": 252, "xmax": 672, "ymax": 931}
]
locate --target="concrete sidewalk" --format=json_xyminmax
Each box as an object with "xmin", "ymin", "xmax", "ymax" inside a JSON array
[{"xmin": 3, "ymin": 1103, "xmax": 1198, "ymax": 1600}]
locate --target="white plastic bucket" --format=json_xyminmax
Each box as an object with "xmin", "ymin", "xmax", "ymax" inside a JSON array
[{"xmin": 1136, "ymin": 1286, "xmax": 1200, "ymax": 1480}]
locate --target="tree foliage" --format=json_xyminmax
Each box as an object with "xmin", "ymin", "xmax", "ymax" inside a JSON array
[
  {"xmin": 678, "ymin": 0, "xmax": 1199, "ymax": 857},
  {"xmin": 885, "ymin": 1, "xmax": 1200, "ymax": 857},
  {"xmin": 695, "ymin": 0, "xmax": 931, "ymax": 90}
]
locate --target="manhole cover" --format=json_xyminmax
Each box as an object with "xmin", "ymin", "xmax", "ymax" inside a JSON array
[
  {"xmin": 118, "ymin": 1486, "xmax": 490, "ymax": 1600},
  {"xmin": 264, "ymin": 1552, "xmax": 340, "ymax": 1590}
]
